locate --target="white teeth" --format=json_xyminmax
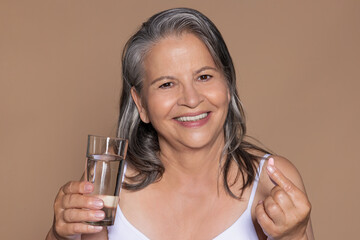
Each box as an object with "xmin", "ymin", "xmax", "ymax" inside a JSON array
[{"xmin": 176, "ymin": 113, "xmax": 208, "ymax": 122}]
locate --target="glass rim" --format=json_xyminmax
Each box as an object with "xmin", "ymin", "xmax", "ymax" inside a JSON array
[{"xmin": 87, "ymin": 134, "xmax": 128, "ymax": 142}]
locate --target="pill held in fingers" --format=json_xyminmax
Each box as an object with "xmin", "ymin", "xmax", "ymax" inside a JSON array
[{"xmin": 267, "ymin": 158, "xmax": 275, "ymax": 174}]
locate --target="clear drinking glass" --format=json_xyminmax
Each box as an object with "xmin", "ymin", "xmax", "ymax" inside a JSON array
[{"xmin": 85, "ymin": 135, "xmax": 128, "ymax": 226}]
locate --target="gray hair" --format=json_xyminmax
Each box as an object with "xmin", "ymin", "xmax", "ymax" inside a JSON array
[{"xmin": 117, "ymin": 8, "xmax": 267, "ymax": 198}]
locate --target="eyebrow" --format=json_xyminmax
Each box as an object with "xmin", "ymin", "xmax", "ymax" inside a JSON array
[
  {"xmin": 194, "ymin": 66, "xmax": 218, "ymax": 75},
  {"xmin": 150, "ymin": 66, "xmax": 218, "ymax": 86}
]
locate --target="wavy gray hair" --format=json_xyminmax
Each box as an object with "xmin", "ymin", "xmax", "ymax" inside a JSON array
[{"xmin": 117, "ymin": 8, "xmax": 268, "ymax": 198}]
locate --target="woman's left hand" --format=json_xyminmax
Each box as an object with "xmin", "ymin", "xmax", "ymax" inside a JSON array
[{"xmin": 255, "ymin": 158, "xmax": 311, "ymax": 240}]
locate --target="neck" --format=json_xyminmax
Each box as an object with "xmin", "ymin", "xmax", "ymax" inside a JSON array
[{"xmin": 158, "ymin": 136, "xmax": 226, "ymax": 196}]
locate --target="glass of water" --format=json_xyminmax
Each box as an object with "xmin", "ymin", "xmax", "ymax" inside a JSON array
[{"xmin": 85, "ymin": 135, "xmax": 128, "ymax": 226}]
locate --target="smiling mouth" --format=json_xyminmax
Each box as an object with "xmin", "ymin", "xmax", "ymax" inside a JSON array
[{"xmin": 175, "ymin": 112, "xmax": 209, "ymax": 122}]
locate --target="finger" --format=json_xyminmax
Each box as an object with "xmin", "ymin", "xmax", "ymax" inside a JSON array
[
  {"xmin": 63, "ymin": 209, "xmax": 105, "ymax": 223},
  {"xmin": 263, "ymin": 196, "xmax": 285, "ymax": 225},
  {"xmin": 62, "ymin": 181, "xmax": 94, "ymax": 195},
  {"xmin": 62, "ymin": 194, "xmax": 104, "ymax": 210},
  {"xmin": 266, "ymin": 158, "xmax": 297, "ymax": 194},
  {"xmin": 255, "ymin": 201, "xmax": 275, "ymax": 236},
  {"xmin": 55, "ymin": 222, "xmax": 103, "ymax": 237},
  {"xmin": 270, "ymin": 186, "xmax": 294, "ymax": 210}
]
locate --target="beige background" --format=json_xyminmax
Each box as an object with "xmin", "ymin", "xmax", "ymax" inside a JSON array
[{"xmin": 1, "ymin": 0, "xmax": 359, "ymax": 239}]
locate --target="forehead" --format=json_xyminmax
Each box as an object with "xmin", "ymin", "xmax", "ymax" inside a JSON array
[{"xmin": 143, "ymin": 33, "xmax": 217, "ymax": 77}]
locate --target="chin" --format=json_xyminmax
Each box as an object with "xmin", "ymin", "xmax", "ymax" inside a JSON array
[{"xmin": 180, "ymin": 135, "xmax": 218, "ymax": 150}]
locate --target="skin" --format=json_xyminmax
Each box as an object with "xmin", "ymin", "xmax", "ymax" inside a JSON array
[{"xmin": 46, "ymin": 33, "xmax": 314, "ymax": 240}]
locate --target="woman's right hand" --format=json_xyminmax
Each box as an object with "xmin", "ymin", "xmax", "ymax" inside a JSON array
[{"xmin": 50, "ymin": 181, "xmax": 105, "ymax": 240}]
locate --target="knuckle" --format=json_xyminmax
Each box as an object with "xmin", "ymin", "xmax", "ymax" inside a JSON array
[
  {"xmin": 297, "ymin": 195, "xmax": 311, "ymax": 212},
  {"xmin": 58, "ymin": 185, "xmax": 65, "ymax": 195},
  {"xmin": 54, "ymin": 221, "xmax": 64, "ymax": 235},
  {"xmin": 72, "ymin": 224, "xmax": 82, "ymax": 234},
  {"xmin": 267, "ymin": 203, "xmax": 278, "ymax": 213},
  {"xmin": 64, "ymin": 209, "xmax": 76, "ymax": 222},
  {"xmin": 68, "ymin": 181, "xmax": 74, "ymax": 192},
  {"xmin": 257, "ymin": 211, "xmax": 266, "ymax": 220},
  {"xmin": 56, "ymin": 187, "xmax": 64, "ymax": 199},
  {"xmin": 63, "ymin": 181, "xmax": 72, "ymax": 191},
  {"xmin": 271, "ymin": 186, "xmax": 281, "ymax": 194},
  {"xmin": 54, "ymin": 200, "xmax": 65, "ymax": 217},
  {"xmin": 53, "ymin": 189, "xmax": 65, "ymax": 208},
  {"xmin": 68, "ymin": 193, "xmax": 76, "ymax": 204},
  {"xmin": 303, "ymin": 200, "xmax": 312, "ymax": 216},
  {"xmin": 54, "ymin": 200, "xmax": 61, "ymax": 211},
  {"xmin": 54, "ymin": 208, "xmax": 63, "ymax": 219},
  {"xmin": 63, "ymin": 193, "xmax": 79, "ymax": 209},
  {"xmin": 274, "ymin": 190, "xmax": 286, "ymax": 201},
  {"xmin": 283, "ymin": 183, "xmax": 293, "ymax": 192}
]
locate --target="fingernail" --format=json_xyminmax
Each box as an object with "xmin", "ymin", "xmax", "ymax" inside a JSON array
[
  {"xmin": 93, "ymin": 200, "xmax": 103, "ymax": 208},
  {"xmin": 95, "ymin": 211, "xmax": 105, "ymax": 218},
  {"xmin": 84, "ymin": 183, "xmax": 93, "ymax": 193},
  {"xmin": 90, "ymin": 225, "xmax": 103, "ymax": 231},
  {"xmin": 258, "ymin": 200, "xmax": 263, "ymax": 205}
]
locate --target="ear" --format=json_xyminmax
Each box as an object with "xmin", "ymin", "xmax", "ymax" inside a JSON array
[{"xmin": 131, "ymin": 87, "xmax": 150, "ymax": 123}]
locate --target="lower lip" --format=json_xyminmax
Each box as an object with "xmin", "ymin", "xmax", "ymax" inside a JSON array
[{"xmin": 173, "ymin": 112, "xmax": 211, "ymax": 128}]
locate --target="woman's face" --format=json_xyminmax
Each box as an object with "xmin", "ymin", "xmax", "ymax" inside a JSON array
[{"xmin": 131, "ymin": 33, "xmax": 230, "ymax": 151}]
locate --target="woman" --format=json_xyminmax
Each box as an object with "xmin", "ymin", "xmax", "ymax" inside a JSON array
[{"xmin": 47, "ymin": 8, "xmax": 314, "ymax": 240}]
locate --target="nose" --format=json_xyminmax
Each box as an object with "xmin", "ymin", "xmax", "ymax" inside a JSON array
[{"xmin": 177, "ymin": 82, "xmax": 204, "ymax": 108}]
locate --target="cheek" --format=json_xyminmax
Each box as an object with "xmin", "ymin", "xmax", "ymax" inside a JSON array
[
  {"xmin": 208, "ymin": 85, "xmax": 231, "ymax": 107},
  {"xmin": 146, "ymin": 93, "xmax": 177, "ymax": 122}
]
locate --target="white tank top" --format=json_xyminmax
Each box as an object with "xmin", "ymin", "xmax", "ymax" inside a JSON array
[{"xmin": 108, "ymin": 154, "xmax": 269, "ymax": 240}]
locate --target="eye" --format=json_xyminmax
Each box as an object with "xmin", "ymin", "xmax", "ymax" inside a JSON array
[
  {"xmin": 159, "ymin": 82, "xmax": 173, "ymax": 89},
  {"xmin": 198, "ymin": 75, "xmax": 212, "ymax": 81}
]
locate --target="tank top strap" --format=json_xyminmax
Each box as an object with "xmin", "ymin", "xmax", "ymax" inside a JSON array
[{"xmin": 247, "ymin": 153, "xmax": 270, "ymax": 208}]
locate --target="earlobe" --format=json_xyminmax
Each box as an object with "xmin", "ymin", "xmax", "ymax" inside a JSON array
[{"xmin": 130, "ymin": 87, "xmax": 150, "ymax": 123}]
